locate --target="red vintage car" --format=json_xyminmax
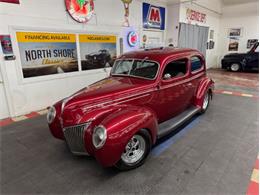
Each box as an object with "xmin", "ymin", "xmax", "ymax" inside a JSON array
[{"xmin": 47, "ymin": 47, "xmax": 214, "ymax": 170}]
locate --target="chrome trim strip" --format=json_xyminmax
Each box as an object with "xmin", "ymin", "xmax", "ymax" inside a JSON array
[{"xmin": 160, "ymin": 72, "xmax": 204, "ymax": 90}]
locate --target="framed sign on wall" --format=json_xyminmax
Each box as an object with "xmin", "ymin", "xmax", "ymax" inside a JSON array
[
  {"xmin": 247, "ymin": 39, "xmax": 258, "ymax": 49},
  {"xmin": 228, "ymin": 28, "xmax": 242, "ymax": 37},
  {"xmin": 143, "ymin": 3, "xmax": 165, "ymax": 30},
  {"xmin": 79, "ymin": 34, "xmax": 117, "ymax": 71},
  {"xmin": 16, "ymin": 32, "xmax": 79, "ymax": 78}
]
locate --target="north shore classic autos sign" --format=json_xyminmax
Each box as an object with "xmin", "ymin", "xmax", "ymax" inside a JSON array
[
  {"xmin": 16, "ymin": 32, "xmax": 78, "ymax": 78},
  {"xmin": 143, "ymin": 2, "xmax": 165, "ymax": 30},
  {"xmin": 16, "ymin": 32, "xmax": 118, "ymax": 78}
]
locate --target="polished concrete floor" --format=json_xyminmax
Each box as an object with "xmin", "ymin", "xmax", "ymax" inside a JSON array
[{"xmin": 1, "ymin": 69, "xmax": 259, "ymax": 194}]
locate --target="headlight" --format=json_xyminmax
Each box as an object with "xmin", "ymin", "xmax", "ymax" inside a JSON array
[
  {"xmin": 47, "ymin": 106, "xmax": 56, "ymax": 124},
  {"xmin": 92, "ymin": 125, "xmax": 107, "ymax": 149}
]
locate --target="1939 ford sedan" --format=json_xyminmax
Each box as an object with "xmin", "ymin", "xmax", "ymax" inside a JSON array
[{"xmin": 47, "ymin": 47, "xmax": 214, "ymax": 170}]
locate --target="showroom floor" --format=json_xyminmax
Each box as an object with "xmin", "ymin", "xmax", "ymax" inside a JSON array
[{"xmin": 1, "ymin": 69, "xmax": 258, "ymax": 195}]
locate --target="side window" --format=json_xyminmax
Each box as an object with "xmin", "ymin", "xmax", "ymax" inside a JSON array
[
  {"xmin": 191, "ymin": 56, "xmax": 203, "ymax": 72},
  {"xmin": 163, "ymin": 59, "xmax": 187, "ymax": 80}
]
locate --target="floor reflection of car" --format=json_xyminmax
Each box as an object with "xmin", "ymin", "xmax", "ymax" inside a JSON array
[
  {"xmin": 222, "ymin": 42, "xmax": 259, "ymax": 72},
  {"xmin": 85, "ymin": 49, "xmax": 113, "ymax": 67}
]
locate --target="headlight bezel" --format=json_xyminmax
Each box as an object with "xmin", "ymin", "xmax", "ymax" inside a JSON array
[
  {"xmin": 92, "ymin": 125, "xmax": 107, "ymax": 149},
  {"xmin": 47, "ymin": 106, "xmax": 56, "ymax": 124}
]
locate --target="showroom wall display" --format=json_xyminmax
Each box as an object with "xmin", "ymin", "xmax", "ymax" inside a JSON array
[
  {"xmin": 65, "ymin": 0, "xmax": 95, "ymax": 23},
  {"xmin": 186, "ymin": 8, "xmax": 206, "ymax": 24},
  {"xmin": 79, "ymin": 34, "xmax": 117, "ymax": 71},
  {"xmin": 247, "ymin": 39, "xmax": 258, "ymax": 49},
  {"xmin": 228, "ymin": 37, "xmax": 239, "ymax": 51},
  {"xmin": 228, "ymin": 28, "xmax": 242, "ymax": 37},
  {"xmin": 121, "ymin": 0, "xmax": 133, "ymax": 27},
  {"xmin": 16, "ymin": 32, "xmax": 78, "ymax": 78},
  {"xmin": 0, "ymin": 35, "xmax": 13, "ymax": 55},
  {"xmin": 143, "ymin": 2, "xmax": 165, "ymax": 30},
  {"xmin": 127, "ymin": 31, "xmax": 138, "ymax": 47}
]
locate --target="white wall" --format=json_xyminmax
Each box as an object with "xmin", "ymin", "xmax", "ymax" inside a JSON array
[
  {"xmin": 178, "ymin": 0, "xmax": 222, "ymax": 69},
  {"xmin": 0, "ymin": 0, "xmax": 167, "ymax": 118},
  {"xmin": 166, "ymin": 3, "xmax": 180, "ymax": 47},
  {"xmin": 218, "ymin": 2, "xmax": 259, "ymax": 67},
  {"xmin": 0, "ymin": 73, "xmax": 9, "ymax": 119}
]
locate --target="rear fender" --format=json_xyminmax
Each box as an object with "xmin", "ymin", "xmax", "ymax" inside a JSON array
[
  {"xmin": 93, "ymin": 105, "xmax": 158, "ymax": 167},
  {"xmin": 194, "ymin": 77, "xmax": 214, "ymax": 108}
]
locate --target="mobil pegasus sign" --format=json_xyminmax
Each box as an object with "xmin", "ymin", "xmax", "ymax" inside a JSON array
[{"xmin": 143, "ymin": 3, "xmax": 165, "ymax": 30}]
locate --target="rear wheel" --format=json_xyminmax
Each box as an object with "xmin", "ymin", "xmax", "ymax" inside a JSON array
[
  {"xmin": 115, "ymin": 129, "xmax": 151, "ymax": 171},
  {"xmin": 201, "ymin": 91, "xmax": 210, "ymax": 113},
  {"xmin": 230, "ymin": 63, "xmax": 241, "ymax": 72}
]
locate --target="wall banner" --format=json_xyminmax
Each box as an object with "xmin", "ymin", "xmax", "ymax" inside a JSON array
[
  {"xmin": 16, "ymin": 32, "xmax": 78, "ymax": 78},
  {"xmin": 143, "ymin": 3, "xmax": 165, "ymax": 30},
  {"xmin": 79, "ymin": 34, "xmax": 117, "ymax": 71}
]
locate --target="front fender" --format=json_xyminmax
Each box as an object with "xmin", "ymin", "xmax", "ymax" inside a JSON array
[
  {"xmin": 194, "ymin": 77, "xmax": 214, "ymax": 108},
  {"xmin": 93, "ymin": 105, "xmax": 158, "ymax": 167}
]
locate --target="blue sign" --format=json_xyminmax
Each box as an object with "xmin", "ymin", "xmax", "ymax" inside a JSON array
[{"xmin": 143, "ymin": 3, "xmax": 165, "ymax": 30}]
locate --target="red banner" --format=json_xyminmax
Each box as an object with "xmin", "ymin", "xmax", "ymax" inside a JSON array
[{"xmin": 0, "ymin": 0, "xmax": 20, "ymax": 4}]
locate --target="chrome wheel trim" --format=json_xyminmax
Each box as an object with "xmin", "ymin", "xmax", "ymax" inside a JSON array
[
  {"xmin": 202, "ymin": 92, "xmax": 209, "ymax": 110},
  {"xmin": 121, "ymin": 135, "xmax": 146, "ymax": 165},
  {"xmin": 231, "ymin": 63, "xmax": 240, "ymax": 72}
]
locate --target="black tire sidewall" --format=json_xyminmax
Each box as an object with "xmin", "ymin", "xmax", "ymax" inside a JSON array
[{"xmin": 115, "ymin": 129, "xmax": 152, "ymax": 171}]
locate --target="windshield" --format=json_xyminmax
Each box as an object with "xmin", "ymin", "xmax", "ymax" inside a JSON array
[{"xmin": 111, "ymin": 59, "xmax": 159, "ymax": 80}]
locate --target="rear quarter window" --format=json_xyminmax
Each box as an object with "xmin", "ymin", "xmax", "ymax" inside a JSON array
[{"xmin": 191, "ymin": 56, "xmax": 203, "ymax": 72}]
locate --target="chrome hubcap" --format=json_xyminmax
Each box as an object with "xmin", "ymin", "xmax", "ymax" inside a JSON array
[
  {"xmin": 203, "ymin": 93, "xmax": 209, "ymax": 110},
  {"xmin": 121, "ymin": 135, "xmax": 145, "ymax": 165},
  {"xmin": 231, "ymin": 63, "xmax": 240, "ymax": 71}
]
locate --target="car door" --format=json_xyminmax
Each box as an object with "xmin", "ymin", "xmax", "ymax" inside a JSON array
[
  {"xmin": 245, "ymin": 46, "xmax": 259, "ymax": 70},
  {"xmin": 157, "ymin": 57, "xmax": 194, "ymax": 122},
  {"xmin": 189, "ymin": 55, "xmax": 206, "ymax": 101}
]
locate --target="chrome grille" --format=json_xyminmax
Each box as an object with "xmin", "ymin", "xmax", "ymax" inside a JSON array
[{"xmin": 63, "ymin": 123, "xmax": 89, "ymax": 155}]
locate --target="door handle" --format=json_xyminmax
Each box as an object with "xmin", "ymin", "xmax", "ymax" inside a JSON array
[{"xmin": 187, "ymin": 83, "xmax": 193, "ymax": 86}]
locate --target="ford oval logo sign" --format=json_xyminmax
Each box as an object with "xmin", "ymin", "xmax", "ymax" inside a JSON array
[{"xmin": 127, "ymin": 31, "xmax": 138, "ymax": 47}]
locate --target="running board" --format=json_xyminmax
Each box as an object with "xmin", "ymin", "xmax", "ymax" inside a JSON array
[{"xmin": 157, "ymin": 106, "xmax": 200, "ymax": 139}]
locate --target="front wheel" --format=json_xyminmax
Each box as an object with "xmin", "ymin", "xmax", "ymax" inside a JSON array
[
  {"xmin": 230, "ymin": 63, "xmax": 241, "ymax": 72},
  {"xmin": 115, "ymin": 129, "xmax": 152, "ymax": 171}
]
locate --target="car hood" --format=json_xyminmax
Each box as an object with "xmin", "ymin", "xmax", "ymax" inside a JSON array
[
  {"xmin": 87, "ymin": 52, "xmax": 101, "ymax": 57},
  {"xmin": 224, "ymin": 53, "xmax": 247, "ymax": 58},
  {"xmin": 61, "ymin": 76, "xmax": 155, "ymax": 125}
]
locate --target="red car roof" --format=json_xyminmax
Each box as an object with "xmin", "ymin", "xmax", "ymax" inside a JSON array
[{"xmin": 119, "ymin": 47, "xmax": 201, "ymax": 64}]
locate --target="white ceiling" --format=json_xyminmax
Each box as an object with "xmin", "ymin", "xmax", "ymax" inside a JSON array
[
  {"xmin": 162, "ymin": 0, "xmax": 259, "ymax": 5},
  {"xmin": 222, "ymin": 0, "xmax": 258, "ymax": 5}
]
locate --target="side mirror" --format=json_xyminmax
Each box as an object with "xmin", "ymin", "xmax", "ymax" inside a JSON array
[{"xmin": 163, "ymin": 73, "xmax": 172, "ymax": 80}]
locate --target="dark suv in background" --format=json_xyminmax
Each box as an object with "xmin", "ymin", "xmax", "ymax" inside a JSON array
[{"xmin": 221, "ymin": 42, "xmax": 259, "ymax": 72}]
